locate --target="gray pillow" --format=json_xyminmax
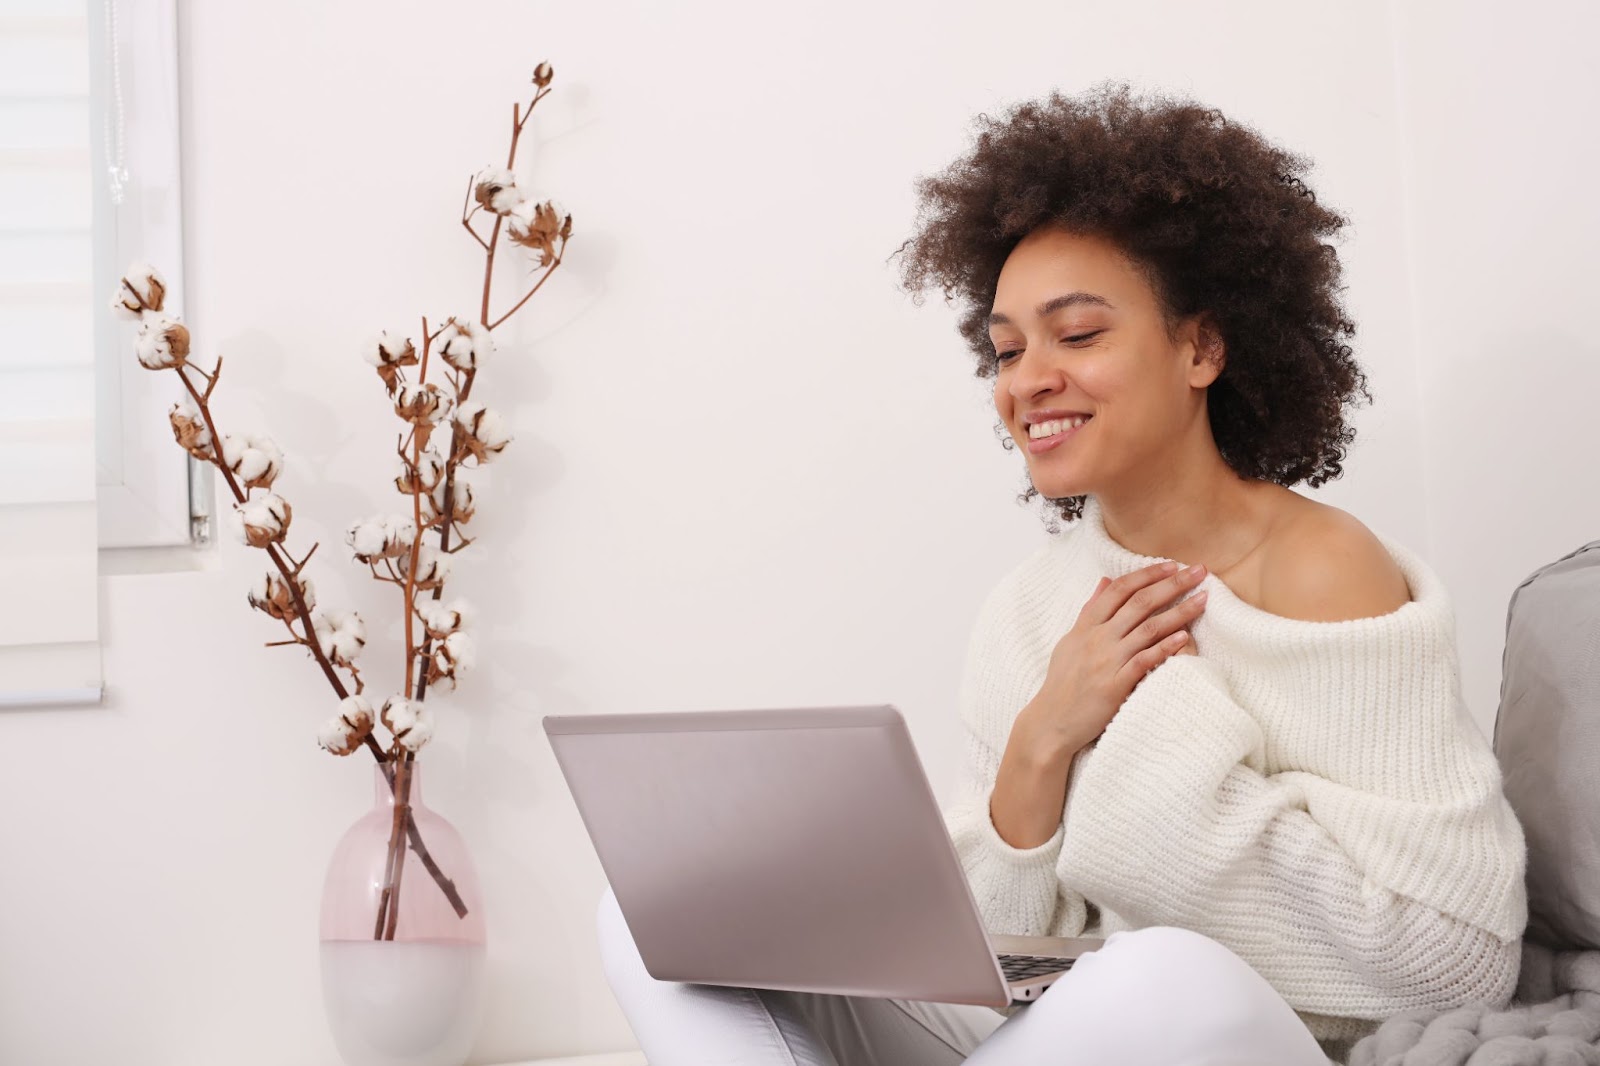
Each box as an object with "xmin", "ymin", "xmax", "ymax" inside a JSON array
[{"xmin": 1494, "ymin": 534, "xmax": 1600, "ymax": 951}]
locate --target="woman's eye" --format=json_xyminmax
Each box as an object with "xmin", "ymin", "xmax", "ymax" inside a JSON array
[{"xmin": 993, "ymin": 331, "xmax": 1103, "ymax": 366}]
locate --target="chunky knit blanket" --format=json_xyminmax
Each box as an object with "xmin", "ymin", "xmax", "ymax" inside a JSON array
[{"xmin": 1346, "ymin": 940, "xmax": 1600, "ymax": 1065}]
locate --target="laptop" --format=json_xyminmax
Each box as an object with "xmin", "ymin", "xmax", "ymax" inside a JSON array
[{"xmin": 542, "ymin": 703, "xmax": 1106, "ymax": 1007}]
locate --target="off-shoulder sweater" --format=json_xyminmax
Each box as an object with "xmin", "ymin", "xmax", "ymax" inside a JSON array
[{"xmin": 940, "ymin": 493, "xmax": 1529, "ymax": 1065}]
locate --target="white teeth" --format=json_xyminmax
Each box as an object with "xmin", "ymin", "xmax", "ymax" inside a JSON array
[{"xmin": 1027, "ymin": 416, "xmax": 1090, "ymax": 439}]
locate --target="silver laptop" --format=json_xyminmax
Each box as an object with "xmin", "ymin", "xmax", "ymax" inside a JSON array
[{"xmin": 542, "ymin": 703, "xmax": 1106, "ymax": 1007}]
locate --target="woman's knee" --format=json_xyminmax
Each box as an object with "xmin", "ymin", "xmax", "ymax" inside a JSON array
[
  {"xmin": 1102, "ymin": 924, "xmax": 1247, "ymax": 973},
  {"xmin": 1042, "ymin": 924, "xmax": 1269, "ymax": 1015},
  {"xmin": 992, "ymin": 926, "xmax": 1319, "ymax": 1065}
]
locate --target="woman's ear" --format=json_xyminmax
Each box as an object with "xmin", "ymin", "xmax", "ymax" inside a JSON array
[{"xmin": 1187, "ymin": 312, "xmax": 1225, "ymax": 388}]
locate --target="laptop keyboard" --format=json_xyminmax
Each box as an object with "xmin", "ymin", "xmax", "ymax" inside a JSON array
[{"xmin": 997, "ymin": 953, "xmax": 1073, "ymax": 981}]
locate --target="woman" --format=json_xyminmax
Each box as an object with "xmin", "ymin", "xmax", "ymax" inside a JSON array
[{"xmin": 597, "ymin": 80, "xmax": 1528, "ymax": 1065}]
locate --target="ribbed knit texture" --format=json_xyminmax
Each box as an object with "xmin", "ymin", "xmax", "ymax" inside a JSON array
[{"xmin": 941, "ymin": 493, "xmax": 1529, "ymax": 1065}]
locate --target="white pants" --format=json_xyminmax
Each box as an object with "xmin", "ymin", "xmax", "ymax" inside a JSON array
[{"xmin": 597, "ymin": 885, "xmax": 1333, "ymax": 1066}]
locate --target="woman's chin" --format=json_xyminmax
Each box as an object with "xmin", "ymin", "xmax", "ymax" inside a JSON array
[{"xmin": 1030, "ymin": 472, "xmax": 1089, "ymax": 500}]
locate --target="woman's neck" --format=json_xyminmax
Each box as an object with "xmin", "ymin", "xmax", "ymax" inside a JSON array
[{"xmin": 1092, "ymin": 475, "xmax": 1291, "ymax": 582}]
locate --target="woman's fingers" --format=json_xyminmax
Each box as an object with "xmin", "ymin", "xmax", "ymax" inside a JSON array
[
  {"xmin": 1079, "ymin": 562, "xmax": 1175, "ymax": 627},
  {"xmin": 1123, "ymin": 587, "xmax": 1208, "ymax": 654},
  {"xmin": 1106, "ymin": 563, "xmax": 1208, "ymax": 642}
]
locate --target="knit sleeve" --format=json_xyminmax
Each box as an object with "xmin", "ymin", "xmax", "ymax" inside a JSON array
[
  {"xmin": 1058, "ymin": 651, "xmax": 1529, "ymax": 1023},
  {"xmin": 940, "ymin": 567, "xmax": 1089, "ymax": 939}
]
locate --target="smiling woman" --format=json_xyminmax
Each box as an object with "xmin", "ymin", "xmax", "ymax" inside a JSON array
[
  {"xmin": 889, "ymin": 79, "xmax": 1370, "ymax": 531},
  {"xmin": 873, "ymin": 78, "xmax": 1527, "ymax": 1066}
]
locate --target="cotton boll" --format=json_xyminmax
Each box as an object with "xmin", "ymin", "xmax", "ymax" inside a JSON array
[
  {"xmin": 383, "ymin": 514, "xmax": 418, "ymax": 554},
  {"xmin": 247, "ymin": 570, "xmax": 315, "ymax": 620},
  {"xmin": 230, "ymin": 494, "xmax": 292, "ymax": 547},
  {"xmin": 345, "ymin": 517, "xmax": 390, "ymax": 562},
  {"xmin": 418, "ymin": 600, "xmax": 462, "ymax": 638},
  {"xmin": 318, "ymin": 694, "xmax": 375, "ymax": 756},
  {"xmin": 505, "ymin": 199, "xmax": 564, "ymax": 266},
  {"xmin": 436, "ymin": 318, "xmax": 489, "ymax": 372},
  {"xmin": 380, "ymin": 696, "xmax": 431, "ymax": 749},
  {"xmin": 430, "ymin": 474, "xmax": 475, "ymax": 524},
  {"xmin": 473, "ymin": 167, "xmax": 518, "ymax": 215},
  {"xmin": 348, "ymin": 514, "xmax": 417, "ymax": 561},
  {"xmin": 363, "ymin": 330, "xmax": 415, "ymax": 397},
  {"xmin": 476, "ymin": 166, "xmax": 515, "ymax": 187},
  {"xmin": 452, "ymin": 401, "xmax": 512, "ymax": 465},
  {"xmin": 221, "ymin": 433, "xmax": 285, "ymax": 490},
  {"xmin": 426, "ymin": 626, "xmax": 476, "ymax": 691},
  {"xmin": 364, "ymin": 330, "xmax": 416, "ymax": 367},
  {"xmin": 461, "ymin": 321, "xmax": 494, "ymax": 369},
  {"xmin": 396, "ymin": 711, "xmax": 434, "ymax": 751},
  {"xmin": 419, "ymin": 597, "xmax": 471, "ymax": 638},
  {"xmin": 134, "ymin": 311, "xmax": 190, "ymax": 369},
  {"xmin": 317, "ymin": 714, "xmax": 358, "ymax": 756},
  {"xmin": 312, "ymin": 608, "xmax": 366, "ymax": 667},
  {"xmin": 394, "ymin": 382, "xmax": 451, "ymax": 426},
  {"xmin": 442, "ymin": 631, "xmax": 475, "ymax": 673},
  {"xmin": 399, "ymin": 543, "xmax": 450, "ymax": 590},
  {"xmin": 395, "ymin": 444, "xmax": 447, "ymax": 494},
  {"xmin": 245, "ymin": 571, "xmax": 277, "ymax": 616},
  {"xmin": 471, "ymin": 408, "xmax": 510, "ymax": 449},
  {"xmin": 113, "ymin": 260, "xmax": 166, "ymax": 317},
  {"xmin": 333, "ymin": 611, "xmax": 367, "ymax": 662},
  {"xmin": 167, "ymin": 398, "xmax": 213, "ymax": 459},
  {"xmin": 488, "ymin": 185, "xmax": 520, "ymax": 214},
  {"xmin": 380, "ymin": 695, "xmax": 415, "ymax": 734},
  {"xmin": 507, "ymin": 197, "xmax": 540, "ymax": 234},
  {"xmin": 338, "ymin": 694, "xmax": 374, "ymax": 730},
  {"xmin": 110, "ymin": 290, "xmax": 142, "ymax": 321},
  {"xmin": 127, "ymin": 260, "xmax": 164, "ymax": 300}
]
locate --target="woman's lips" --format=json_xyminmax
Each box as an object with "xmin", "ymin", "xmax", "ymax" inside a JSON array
[{"xmin": 1026, "ymin": 419, "xmax": 1089, "ymax": 455}]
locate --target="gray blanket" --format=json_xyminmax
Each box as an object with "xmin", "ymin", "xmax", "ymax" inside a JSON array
[{"xmin": 1346, "ymin": 940, "xmax": 1600, "ymax": 1065}]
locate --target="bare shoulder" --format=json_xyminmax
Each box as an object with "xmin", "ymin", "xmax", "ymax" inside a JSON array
[{"xmin": 1259, "ymin": 500, "xmax": 1413, "ymax": 623}]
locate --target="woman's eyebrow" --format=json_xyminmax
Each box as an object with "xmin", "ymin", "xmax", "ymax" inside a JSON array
[{"xmin": 987, "ymin": 291, "xmax": 1115, "ymax": 327}]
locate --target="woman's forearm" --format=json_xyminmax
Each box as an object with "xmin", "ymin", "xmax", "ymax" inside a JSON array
[{"xmin": 988, "ymin": 701, "xmax": 1080, "ymax": 849}]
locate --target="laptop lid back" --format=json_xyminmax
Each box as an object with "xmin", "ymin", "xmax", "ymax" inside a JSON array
[{"xmin": 544, "ymin": 704, "xmax": 1011, "ymax": 1006}]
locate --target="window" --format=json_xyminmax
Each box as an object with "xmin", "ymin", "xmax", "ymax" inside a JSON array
[{"xmin": 92, "ymin": 0, "xmax": 202, "ymax": 550}]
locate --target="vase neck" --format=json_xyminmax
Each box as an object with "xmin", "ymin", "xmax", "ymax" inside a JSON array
[{"xmin": 373, "ymin": 759, "xmax": 424, "ymax": 808}]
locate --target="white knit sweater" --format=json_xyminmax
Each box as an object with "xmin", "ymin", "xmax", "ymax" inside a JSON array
[{"xmin": 941, "ymin": 493, "xmax": 1529, "ymax": 1064}]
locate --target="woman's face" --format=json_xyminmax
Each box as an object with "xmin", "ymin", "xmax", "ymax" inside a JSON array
[{"xmin": 988, "ymin": 224, "xmax": 1219, "ymax": 502}]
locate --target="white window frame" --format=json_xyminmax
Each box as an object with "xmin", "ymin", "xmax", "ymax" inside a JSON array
[{"xmin": 92, "ymin": 0, "xmax": 209, "ymax": 551}]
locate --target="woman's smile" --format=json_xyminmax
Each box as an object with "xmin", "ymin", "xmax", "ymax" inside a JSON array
[{"xmin": 1026, "ymin": 415, "xmax": 1092, "ymax": 455}]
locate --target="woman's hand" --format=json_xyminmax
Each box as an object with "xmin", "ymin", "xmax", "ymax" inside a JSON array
[{"xmin": 1021, "ymin": 560, "xmax": 1209, "ymax": 761}]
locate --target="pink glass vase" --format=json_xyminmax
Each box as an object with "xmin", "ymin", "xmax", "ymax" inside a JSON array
[{"xmin": 319, "ymin": 760, "xmax": 488, "ymax": 1066}]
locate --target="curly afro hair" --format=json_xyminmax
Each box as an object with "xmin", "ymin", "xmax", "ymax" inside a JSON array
[{"xmin": 890, "ymin": 79, "xmax": 1372, "ymax": 527}]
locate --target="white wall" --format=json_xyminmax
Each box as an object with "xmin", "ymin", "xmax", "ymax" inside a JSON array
[
  {"xmin": 1387, "ymin": 0, "xmax": 1600, "ymax": 728},
  {"xmin": 4, "ymin": 1, "xmax": 1589, "ymax": 1063}
]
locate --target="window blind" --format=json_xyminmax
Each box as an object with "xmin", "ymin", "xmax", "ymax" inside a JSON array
[{"xmin": 0, "ymin": 2, "xmax": 102, "ymax": 705}]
